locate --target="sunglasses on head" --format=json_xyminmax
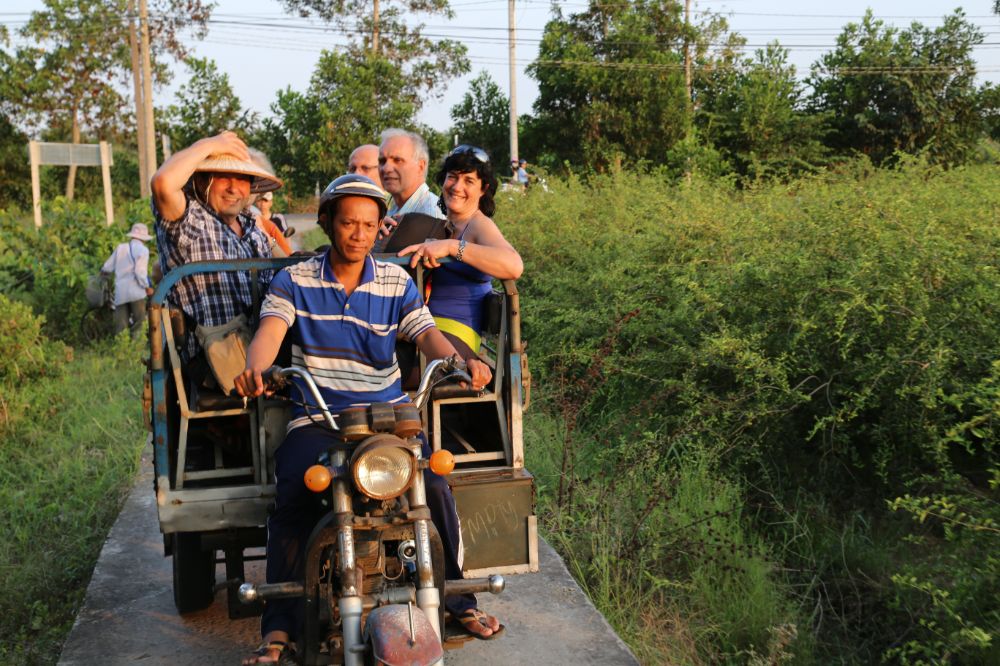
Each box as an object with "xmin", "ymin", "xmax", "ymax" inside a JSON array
[{"xmin": 448, "ymin": 144, "xmax": 490, "ymax": 164}]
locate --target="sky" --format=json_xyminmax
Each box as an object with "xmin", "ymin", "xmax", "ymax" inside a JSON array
[{"xmin": 6, "ymin": 1, "xmax": 1000, "ymax": 133}]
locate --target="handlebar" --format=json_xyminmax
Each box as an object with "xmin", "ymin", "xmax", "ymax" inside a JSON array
[
  {"xmin": 241, "ymin": 366, "xmax": 339, "ymax": 431},
  {"xmin": 242, "ymin": 356, "xmax": 474, "ymax": 431},
  {"xmin": 413, "ymin": 356, "xmax": 473, "ymax": 411}
]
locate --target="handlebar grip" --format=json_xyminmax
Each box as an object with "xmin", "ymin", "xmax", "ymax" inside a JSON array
[
  {"xmin": 450, "ymin": 369, "xmax": 473, "ymax": 385},
  {"xmin": 261, "ymin": 365, "xmax": 289, "ymax": 389}
]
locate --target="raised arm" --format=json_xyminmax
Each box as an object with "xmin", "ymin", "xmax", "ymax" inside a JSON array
[{"xmin": 151, "ymin": 131, "xmax": 250, "ymax": 223}]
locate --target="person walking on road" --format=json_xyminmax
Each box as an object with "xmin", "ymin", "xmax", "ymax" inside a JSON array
[{"xmin": 101, "ymin": 223, "xmax": 154, "ymax": 338}]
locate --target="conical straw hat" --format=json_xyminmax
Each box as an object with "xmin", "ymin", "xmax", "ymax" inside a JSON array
[{"xmin": 194, "ymin": 153, "xmax": 283, "ymax": 194}]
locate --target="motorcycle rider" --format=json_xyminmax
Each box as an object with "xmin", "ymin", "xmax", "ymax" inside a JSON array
[{"xmin": 234, "ymin": 175, "xmax": 502, "ymax": 664}]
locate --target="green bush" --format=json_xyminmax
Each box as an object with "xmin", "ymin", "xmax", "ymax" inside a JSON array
[
  {"xmin": 500, "ymin": 161, "xmax": 1000, "ymax": 662},
  {"xmin": 0, "ymin": 294, "xmax": 71, "ymax": 386},
  {"xmin": 0, "ymin": 198, "xmax": 154, "ymax": 342}
]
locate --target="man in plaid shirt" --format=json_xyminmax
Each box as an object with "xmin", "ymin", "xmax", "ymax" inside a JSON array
[{"xmin": 151, "ymin": 131, "xmax": 282, "ymax": 362}]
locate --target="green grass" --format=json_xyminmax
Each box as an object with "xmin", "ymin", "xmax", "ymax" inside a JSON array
[
  {"xmin": 297, "ymin": 226, "xmax": 328, "ymax": 253},
  {"xmin": 525, "ymin": 405, "xmax": 799, "ymax": 664},
  {"xmin": 0, "ymin": 335, "xmax": 148, "ymax": 665}
]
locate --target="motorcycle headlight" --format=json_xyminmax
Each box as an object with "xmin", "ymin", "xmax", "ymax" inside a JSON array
[{"xmin": 351, "ymin": 436, "xmax": 416, "ymax": 500}]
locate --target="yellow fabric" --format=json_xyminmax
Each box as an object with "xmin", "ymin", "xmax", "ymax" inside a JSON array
[{"xmin": 433, "ymin": 316, "xmax": 481, "ymax": 353}]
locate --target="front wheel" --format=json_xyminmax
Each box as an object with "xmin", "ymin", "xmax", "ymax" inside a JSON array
[{"xmin": 172, "ymin": 532, "xmax": 216, "ymax": 613}]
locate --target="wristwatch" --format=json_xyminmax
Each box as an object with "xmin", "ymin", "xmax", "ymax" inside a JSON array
[{"xmin": 456, "ymin": 239, "xmax": 467, "ymax": 262}]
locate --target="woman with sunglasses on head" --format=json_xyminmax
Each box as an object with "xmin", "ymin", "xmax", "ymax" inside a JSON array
[
  {"xmin": 397, "ymin": 145, "xmax": 523, "ymax": 363},
  {"xmin": 397, "ymin": 145, "xmax": 520, "ymax": 640}
]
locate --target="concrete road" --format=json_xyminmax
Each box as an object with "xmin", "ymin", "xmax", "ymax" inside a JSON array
[
  {"xmin": 284, "ymin": 213, "xmax": 320, "ymax": 252},
  {"xmin": 59, "ymin": 450, "xmax": 639, "ymax": 666}
]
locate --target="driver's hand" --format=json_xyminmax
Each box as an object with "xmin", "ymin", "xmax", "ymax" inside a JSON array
[
  {"xmin": 466, "ymin": 358, "xmax": 492, "ymax": 392},
  {"xmin": 233, "ymin": 367, "xmax": 265, "ymax": 398}
]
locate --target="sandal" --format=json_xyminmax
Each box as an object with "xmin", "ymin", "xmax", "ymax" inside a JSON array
[
  {"xmin": 242, "ymin": 640, "xmax": 294, "ymax": 665},
  {"xmin": 454, "ymin": 608, "xmax": 506, "ymax": 641}
]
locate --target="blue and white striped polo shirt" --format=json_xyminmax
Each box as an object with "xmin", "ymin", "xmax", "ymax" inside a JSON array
[{"xmin": 261, "ymin": 252, "xmax": 435, "ymax": 431}]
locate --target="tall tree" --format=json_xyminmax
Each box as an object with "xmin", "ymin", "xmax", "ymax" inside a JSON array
[
  {"xmin": 526, "ymin": 0, "xmax": 741, "ymax": 172},
  {"xmin": 698, "ymin": 44, "xmax": 828, "ymax": 180},
  {"xmin": 17, "ymin": 0, "xmax": 131, "ymax": 199},
  {"xmin": 162, "ymin": 57, "xmax": 257, "ymax": 151},
  {"xmin": 278, "ymin": 0, "xmax": 469, "ymax": 107},
  {"xmin": 449, "ymin": 71, "xmax": 510, "ymax": 164},
  {"xmin": 0, "ymin": 28, "xmax": 31, "ymax": 210},
  {"xmin": 259, "ymin": 51, "xmax": 418, "ymax": 196},
  {"xmin": 808, "ymin": 9, "xmax": 987, "ymax": 165},
  {"xmin": 14, "ymin": 0, "xmax": 213, "ymax": 198}
]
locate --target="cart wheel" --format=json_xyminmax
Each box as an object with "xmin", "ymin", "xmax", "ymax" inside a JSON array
[
  {"xmin": 80, "ymin": 307, "xmax": 110, "ymax": 343},
  {"xmin": 172, "ymin": 532, "xmax": 216, "ymax": 613}
]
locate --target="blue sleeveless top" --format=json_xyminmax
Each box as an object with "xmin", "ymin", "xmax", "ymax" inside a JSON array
[{"xmin": 428, "ymin": 259, "xmax": 492, "ymax": 333}]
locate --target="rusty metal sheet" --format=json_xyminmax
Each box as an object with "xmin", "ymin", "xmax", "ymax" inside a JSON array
[
  {"xmin": 364, "ymin": 605, "xmax": 443, "ymax": 666},
  {"xmin": 449, "ymin": 470, "xmax": 535, "ymax": 571}
]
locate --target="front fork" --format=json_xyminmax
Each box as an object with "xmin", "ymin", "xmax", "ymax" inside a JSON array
[
  {"xmin": 407, "ymin": 438, "xmax": 443, "ymax": 640},
  {"xmin": 332, "ymin": 449, "xmax": 364, "ymax": 666}
]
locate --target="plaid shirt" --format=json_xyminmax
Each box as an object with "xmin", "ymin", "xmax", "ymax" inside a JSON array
[{"xmin": 153, "ymin": 197, "xmax": 272, "ymax": 358}]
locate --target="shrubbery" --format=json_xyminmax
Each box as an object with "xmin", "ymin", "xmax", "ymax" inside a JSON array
[
  {"xmin": 501, "ymin": 160, "xmax": 1000, "ymax": 663},
  {"xmin": 0, "ymin": 198, "xmax": 153, "ymax": 342},
  {"xmin": 0, "ymin": 294, "xmax": 71, "ymax": 386}
]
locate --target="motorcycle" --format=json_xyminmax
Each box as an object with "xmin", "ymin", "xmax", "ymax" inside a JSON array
[
  {"xmin": 146, "ymin": 258, "xmax": 536, "ymax": 660},
  {"xmin": 238, "ymin": 357, "xmax": 506, "ymax": 666}
]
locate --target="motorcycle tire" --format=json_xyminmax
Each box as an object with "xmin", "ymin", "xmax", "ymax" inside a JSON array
[{"xmin": 172, "ymin": 532, "xmax": 216, "ymax": 613}]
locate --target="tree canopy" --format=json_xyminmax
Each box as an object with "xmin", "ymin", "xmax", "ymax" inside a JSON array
[
  {"xmin": 257, "ymin": 50, "xmax": 420, "ymax": 196},
  {"xmin": 526, "ymin": 0, "xmax": 741, "ymax": 171},
  {"xmin": 278, "ymin": 0, "xmax": 469, "ymax": 105},
  {"xmin": 807, "ymin": 9, "xmax": 988, "ymax": 165},
  {"xmin": 162, "ymin": 57, "xmax": 256, "ymax": 152},
  {"xmin": 449, "ymin": 71, "xmax": 510, "ymax": 164}
]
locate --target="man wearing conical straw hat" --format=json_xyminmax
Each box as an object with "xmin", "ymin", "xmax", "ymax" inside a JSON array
[{"xmin": 151, "ymin": 130, "xmax": 283, "ymax": 392}]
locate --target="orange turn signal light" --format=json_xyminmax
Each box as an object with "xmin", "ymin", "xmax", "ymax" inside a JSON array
[
  {"xmin": 428, "ymin": 449, "xmax": 455, "ymax": 476},
  {"xmin": 304, "ymin": 464, "xmax": 332, "ymax": 492}
]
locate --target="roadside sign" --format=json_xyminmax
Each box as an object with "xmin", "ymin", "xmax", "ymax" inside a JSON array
[{"xmin": 29, "ymin": 140, "xmax": 115, "ymax": 228}]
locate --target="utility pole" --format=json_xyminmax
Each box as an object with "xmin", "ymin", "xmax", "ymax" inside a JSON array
[
  {"xmin": 128, "ymin": 0, "xmax": 149, "ymax": 197},
  {"xmin": 139, "ymin": 0, "xmax": 157, "ymax": 178},
  {"xmin": 508, "ymin": 0, "xmax": 518, "ymax": 163},
  {"xmin": 684, "ymin": 0, "xmax": 693, "ymax": 116},
  {"xmin": 372, "ymin": 0, "xmax": 380, "ymax": 54},
  {"xmin": 683, "ymin": 0, "xmax": 693, "ymax": 182}
]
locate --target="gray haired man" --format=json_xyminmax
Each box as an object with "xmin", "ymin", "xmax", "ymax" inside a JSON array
[{"xmin": 378, "ymin": 128, "xmax": 445, "ymax": 219}]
